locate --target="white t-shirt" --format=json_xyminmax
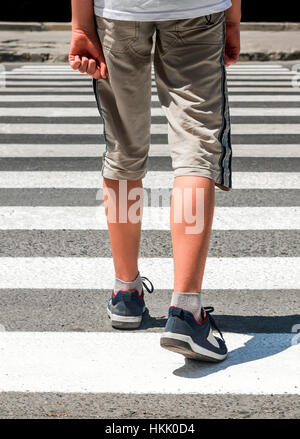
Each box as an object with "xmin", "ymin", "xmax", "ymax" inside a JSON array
[{"xmin": 94, "ymin": 0, "xmax": 232, "ymax": 21}]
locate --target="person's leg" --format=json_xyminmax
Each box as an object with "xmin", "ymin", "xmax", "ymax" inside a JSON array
[
  {"xmin": 169, "ymin": 176, "xmax": 214, "ymax": 322},
  {"xmin": 156, "ymin": 12, "xmax": 231, "ymax": 360},
  {"xmin": 171, "ymin": 175, "xmax": 215, "ymax": 293},
  {"xmin": 154, "ymin": 11, "xmax": 231, "ymax": 303},
  {"xmin": 103, "ymin": 177, "xmax": 143, "ymax": 282},
  {"xmin": 93, "ymin": 17, "xmax": 155, "ymax": 327},
  {"xmin": 103, "ymin": 177, "xmax": 153, "ymax": 328},
  {"xmin": 163, "ymin": 174, "xmax": 228, "ymax": 361}
]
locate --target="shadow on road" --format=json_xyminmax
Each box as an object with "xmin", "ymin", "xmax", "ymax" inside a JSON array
[
  {"xmin": 171, "ymin": 314, "xmax": 299, "ymax": 379},
  {"xmin": 140, "ymin": 311, "xmax": 300, "ymax": 378}
]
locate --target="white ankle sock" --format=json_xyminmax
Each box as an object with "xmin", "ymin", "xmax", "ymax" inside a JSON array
[
  {"xmin": 114, "ymin": 272, "xmax": 143, "ymax": 295},
  {"xmin": 171, "ymin": 292, "xmax": 202, "ymax": 321}
]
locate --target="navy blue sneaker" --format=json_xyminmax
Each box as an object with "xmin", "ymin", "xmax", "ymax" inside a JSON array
[
  {"xmin": 160, "ymin": 306, "xmax": 227, "ymax": 362},
  {"xmin": 107, "ymin": 276, "xmax": 154, "ymax": 329}
]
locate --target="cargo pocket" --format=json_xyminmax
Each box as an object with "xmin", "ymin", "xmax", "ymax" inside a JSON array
[
  {"xmin": 96, "ymin": 16, "xmax": 138, "ymax": 53},
  {"xmin": 175, "ymin": 11, "xmax": 225, "ymax": 45}
]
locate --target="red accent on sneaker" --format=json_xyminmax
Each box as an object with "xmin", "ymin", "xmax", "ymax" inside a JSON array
[
  {"xmin": 113, "ymin": 289, "xmax": 144, "ymax": 299},
  {"xmin": 193, "ymin": 310, "xmax": 208, "ymax": 326},
  {"xmin": 169, "ymin": 305, "xmax": 208, "ymax": 325}
]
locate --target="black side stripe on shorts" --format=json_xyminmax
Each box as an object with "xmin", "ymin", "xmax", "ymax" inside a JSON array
[
  {"xmin": 93, "ymin": 77, "xmax": 108, "ymax": 176},
  {"xmin": 218, "ymin": 18, "xmax": 232, "ymax": 189}
]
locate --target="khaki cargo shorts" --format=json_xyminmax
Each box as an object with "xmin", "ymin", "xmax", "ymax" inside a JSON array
[{"xmin": 93, "ymin": 11, "xmax": 232, "ymax": 191}]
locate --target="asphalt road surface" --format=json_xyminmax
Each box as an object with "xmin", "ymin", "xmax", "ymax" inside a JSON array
[{"xmin": 0, "ymin": 62, "xmax": 299, "ymax": 419}]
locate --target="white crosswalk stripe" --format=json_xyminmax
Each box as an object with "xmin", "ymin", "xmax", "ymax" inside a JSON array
[
  {"xmin": 4, "ymin": 79, "xmax": 299, "ymax": 86},
  {"xmin": 2, "ymin": 94, "xmax": 300, "ymax": 102},
  {"xmin": 0, "ymin": 257, "xmax": 299, "ymax": 289},
  {"xmin": 0, "ymin": 62, "xmax": 299, "ymax": 412},
  {"xmin": 1, "ymin": 123, "xmax": 300, "ymax": 135},
  {"xmin": 1, "ymin": 107, "xmax": 300, "ymax": 116},
  {"xmin": 2, "ymin": 86, "xmax": 300, "ymax": 93},
  {"xmin": 0, "ymin": 144, "xmax": 299, "ymax": 157},
  {"xmin": 0, "ymin": 332, "xmax": 298, "ymax": 394},
  {"xmin": 0, "ymin": 206, "xmax": 298, "ymax": 230}
]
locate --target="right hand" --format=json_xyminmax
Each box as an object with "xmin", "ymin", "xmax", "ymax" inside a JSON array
[
  {"xmin": 69, "ymin": 29, "xmax": 107, "ymax": 79},
  {"xmin": 225, "ymin": 22, "xmax": 240, "ymax": 67}
]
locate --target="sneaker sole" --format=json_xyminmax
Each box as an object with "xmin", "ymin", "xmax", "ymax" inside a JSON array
[
  {"xmin": 107, "ymin": 306, "xmax": 144, "ymax": 329},
  {"xmin": 160, "ymin": 332, "xmax": 227, "ymax": 363}
]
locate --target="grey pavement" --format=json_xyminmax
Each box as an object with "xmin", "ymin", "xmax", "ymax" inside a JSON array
[
  {"xmin": 0, "ymin": 393, "xmax": 299, "ymax": 419},
  {"xmin": 0, "ymin": 288, "xmax": 299, "ymax": 333},
  {"xmin": 0, "ymin": 61, "xmax": 299, "ymax": 418}
]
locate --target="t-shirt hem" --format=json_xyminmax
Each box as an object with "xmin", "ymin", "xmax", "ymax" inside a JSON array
[{"xmin": 94, "ymin": 1, "xmax": 232, "ymax": 21}]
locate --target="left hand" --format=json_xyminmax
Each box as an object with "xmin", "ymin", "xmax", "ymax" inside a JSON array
[{"xmin": 225, "ymin": 22, "xmax": 240, "ymax": 67}]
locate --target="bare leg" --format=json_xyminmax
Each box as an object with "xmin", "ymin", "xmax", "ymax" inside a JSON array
[
  {"xmin": 103, "ymin": 177, "xmax": 143, "ymax": 282},
  {"xmin": 161, "ymin": 175, "xmax": 228, "ymax": 361},
  {"xmin": 171, "ymin": 176, "xmax": 215, "ymax": 293}
]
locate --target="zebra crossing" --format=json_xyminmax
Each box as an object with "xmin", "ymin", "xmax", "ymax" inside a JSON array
[{"xmin": 0, "ymin": 62, "xmax": 299, "ymax": 418}]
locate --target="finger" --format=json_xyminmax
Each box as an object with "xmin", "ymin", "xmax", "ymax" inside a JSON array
[
  {"xmin": 87, "ymin": 59, "xmax": 97, "ymax": 76},
  {"xmin": 82, "ymin": 56, "xmax": 89, "ymax": 71},
  {"xmin": 69, "ymin": 55, "xmax": 82, "ymax": 71},
  {"xmin": 78, "ymin": 56, "xmax": 89, "ymax": 73},
  {"xmin": 78, "ymin": 56, "xmax": 88, "ymax": 74},
  {"xmin": 100, "ymin": 60, "xmax": 107, "ymax": 79},
  {"xmin": 229, "ymin": 53, "xmax": 239, "ymax": 65},
  {"xmin": 226, "ymin": 57, "xmax": 237, "ymax": 67},
  {"xmin": 92, "ymin": 63, "xmax": 106, "ymax": 80},
  {"xmin": 95, "ymin": 51, "xmax": 107, "ymax": 79},
  {"xmin": 224, "ymin": 53, "xmax": 230, "ymax": 67},
  {"xmin": 93, "ymin": 66, "xmax": 102, "ymax": 80},
  {"xmin": 225, "ymin": 50, "xmax": 239, "ymax": 67}
]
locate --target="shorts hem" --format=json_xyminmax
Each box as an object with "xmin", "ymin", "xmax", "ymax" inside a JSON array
[
  {"xmin": 174, "ymin": 168, "xmax": 232, "ymax": 192},
  {"xmin": 215, "ymin": 182, "xmax": 231, "ymax": 192},
  {"xmin": 102, "ymin": 168, "xmax": 147, "ymax": 181}
]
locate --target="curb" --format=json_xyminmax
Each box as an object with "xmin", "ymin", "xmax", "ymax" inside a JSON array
[
  {"xmin": 0, "ymin": 52, "xmax": 69, "ymax": 62},
  {"xmin": 240, "ymin": 22, "xmax": 300, "ymax": 31},
  {"xmin": 1, "ymin": 21, "xmax": 300, "ymax": 32},
  {"xmin": 0, "ymin": 22, "xmax": 72, "ymax": 31}
]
